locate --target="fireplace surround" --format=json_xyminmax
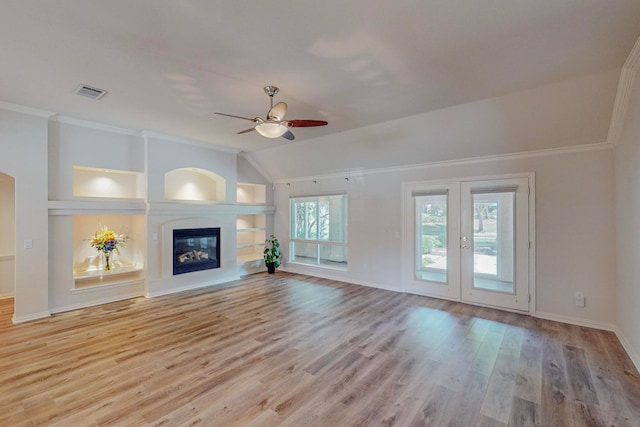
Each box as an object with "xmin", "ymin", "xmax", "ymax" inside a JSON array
[{"xmin": 173, "ymin": 227, "xmax": 220, "ymax": 275}]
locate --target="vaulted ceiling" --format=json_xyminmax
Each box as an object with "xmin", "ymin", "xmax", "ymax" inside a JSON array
[{"xmin": 1, "ymin": 1, "xmax": 639, "ymax": 158}]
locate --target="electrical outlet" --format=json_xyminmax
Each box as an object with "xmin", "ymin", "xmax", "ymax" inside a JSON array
[
  {"xmin": 23, "ymin": 239, "xmax": 33, "ymax": 249},
  {"xmin": 575, "ymin": 291, "xmax": 585, "ymax": 307}
]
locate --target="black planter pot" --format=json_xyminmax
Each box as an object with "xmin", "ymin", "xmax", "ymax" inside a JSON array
[{"xmin": 266, "ymin": 262, "xmax": 276, "ymax": 274}]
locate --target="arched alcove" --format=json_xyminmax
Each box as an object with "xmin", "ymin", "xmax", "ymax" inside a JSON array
[
  {"xmin": 0, "ymin": 172, "xmax": 16, "ymax": 299},
  {"xmin": 164, "ymin": 168, "xmax": 227, "ymax": 202}
]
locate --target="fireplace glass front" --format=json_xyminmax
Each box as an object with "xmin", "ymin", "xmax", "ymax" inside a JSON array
[{"xmin": 173, "ymin": 228, "xmax": 220, "ymax": 275}]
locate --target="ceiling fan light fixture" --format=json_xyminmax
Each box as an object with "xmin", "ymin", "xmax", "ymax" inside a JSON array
[{"xmin": 255, "ymin": 122, "xmax": 288, "ymax": 138}]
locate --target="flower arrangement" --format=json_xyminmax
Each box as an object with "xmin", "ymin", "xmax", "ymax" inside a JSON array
[{"xmin": 90, "ymin": 225, "xmax": 129, "ymax": 270}]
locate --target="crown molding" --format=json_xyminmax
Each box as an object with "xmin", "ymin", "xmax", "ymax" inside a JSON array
[
  {"xmin": 274, "ymin": 141, "xmax": 613, "ymax": 184},
  {"xmin": 623, "ymin": 35, "xmax": 640, "ymax": 70},
  {"xmin": 0, "ymin": 101, "xmax": 55, "ymax": 118},
  {"xmin": 607, "ymin": 68, "xmax": 637, "ymax": 146},
  {"xmin": 607, "ymin": 36, "xmax": 640, "ymax": 146},
  {"xmin": 140, "ymin": 131, "xmax": 240, "ymax": 154},
  {"xmin": 51, "ymin": 115, "xmax": 142, "ymax": 136}
]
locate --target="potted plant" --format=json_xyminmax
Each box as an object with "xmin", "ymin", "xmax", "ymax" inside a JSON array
[{"xmin": 263, "ymin": 235, "xmax": 281, "ymax": 274}]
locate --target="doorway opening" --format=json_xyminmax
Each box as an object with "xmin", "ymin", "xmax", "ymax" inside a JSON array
[
  {"xmin": 0, "ymin": 172, "xmax": 16, "ymax": 317},
  {"xmin": 403, "ymin": 174, "xmax": 534, "ymax": 313}
]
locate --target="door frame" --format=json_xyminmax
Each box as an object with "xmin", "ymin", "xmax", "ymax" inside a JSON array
[{"xmin": 401, "ymin": 172, "xmax": 536, "ymax": 314}]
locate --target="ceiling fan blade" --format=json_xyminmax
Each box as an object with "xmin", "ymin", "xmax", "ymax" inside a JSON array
[
  {"xmin": 287, "ymin": 119, "xmax": 328, "ymax": 128},
  {"xmin": 268, "ymin": 102, "xmax": 288, "ymax": 121},
  {"xmin": 237, "ymin": 127, "xmax": 256, "ymax": 135},
  {"xmin": 214, "ymin": 112, "xmax": 257, "ymax": 122},
  {"xmin": 281, "ymin": 130, "xmax": 295, "ymax": 141}
]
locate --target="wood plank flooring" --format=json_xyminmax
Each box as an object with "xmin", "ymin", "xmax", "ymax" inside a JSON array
[{"xmin": 1, "ymin": 272, "xmax": 639, "ymax": 426}]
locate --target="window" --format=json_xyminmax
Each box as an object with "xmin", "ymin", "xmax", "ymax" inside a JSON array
[
  {"xmin": 415, "ymin": 193, "xmax": 448, "ymax": 283},
  {"xmin": 289, "ymin": 194, "xmax": 348, "ymax": 268}
]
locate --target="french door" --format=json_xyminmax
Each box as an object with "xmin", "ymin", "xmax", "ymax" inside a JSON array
[{"xmin": 403, "ymin": 176, "xmax": 531, "ymax": 312}]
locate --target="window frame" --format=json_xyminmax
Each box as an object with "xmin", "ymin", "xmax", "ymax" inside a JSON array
[{"xmin": 289, "ymin": 194, "xmax": 348, "ymax": 269}]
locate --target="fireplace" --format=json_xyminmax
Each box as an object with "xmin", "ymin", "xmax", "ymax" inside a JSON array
[{"xmin": 173, "ymin": 227, "xmax": 220, "ymax": 275}]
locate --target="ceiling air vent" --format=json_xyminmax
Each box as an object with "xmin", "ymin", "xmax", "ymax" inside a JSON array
[{"xmin": 74, "ymin": 84, "xmax": 107, "ymax": 100}]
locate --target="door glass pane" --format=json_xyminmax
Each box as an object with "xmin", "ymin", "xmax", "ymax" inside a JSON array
[
  {"xmin": 472, "ymin": 192, "xmax": 514, "ymax": 293},
  {"xmin": 416, "ymin": 194, "xmax": 447, "ymax": 283}
]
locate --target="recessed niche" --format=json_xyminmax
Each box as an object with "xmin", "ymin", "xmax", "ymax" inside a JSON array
[
  {"xmin": 73, "ymin": 166, "xmax": 144, "ymax": 199},
  {"xmin": 164, "ymin": 168, "xmax": 226, "ymax": 202},
  {"xmin": 237, "ymin": 214, "xmax": 266, "ymax": 263},
  {"xmin": 72, "ymin": 214, "xmax": 145, "ymax": 279},
  {"xmin": 237, "ymin": 183, "xmax": 266, "ymax": 204}
]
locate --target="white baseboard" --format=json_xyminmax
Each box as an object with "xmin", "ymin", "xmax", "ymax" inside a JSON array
[
  {"xmin": 12, "ymin": 310, "xmax": 51, "ymax": 324},
  {"xmin": 49, "ymin": 291, "xmax": 145, "ymax": 315},
  {"xmin": 615, "ymin": 328, "xmax": 640, "ymax": 373},
  {"xmin": 534, "ymin": 311, "xmax": 616, "ymax": 331},
  {"xmin": 280, "ymin": 266, "xmax": 402, "ymax": 293},
  {"xmin": 147, "ymin": 274, "xmax": 241, "ymax": 298}
]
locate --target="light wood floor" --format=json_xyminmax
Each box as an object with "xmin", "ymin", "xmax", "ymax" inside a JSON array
[{"xmin": 1, "ymin": 272, "xmax": 639, "ymax": 426}]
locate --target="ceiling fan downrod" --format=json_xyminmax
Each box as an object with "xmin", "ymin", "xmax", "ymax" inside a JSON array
[{"xmin": 264, "ymin": 85, "xmax": 279, "ymax": 109}]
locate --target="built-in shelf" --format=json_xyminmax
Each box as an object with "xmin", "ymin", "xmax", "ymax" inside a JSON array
[
  {"xmin": 71, "ymin": 214, "xmax": 146, "ymax": 291},
  {"xmin": 236, "ymin": 183, "xmax": 268, "ymax": 272},
  {"xmin": 237, "ymin": 254, "xmax": 263, "ymax": 263},
  {"xmin": 165, "ymin": 168, "xmax": 226, "ymax": 202},
  {"xmin": 237, "ymin": 183, "xmax": 266, "ymax": 204},
  {"xmin": 73, "ymin": 166, "xmax": 145, "ymax": 199},
  {"xmin": 73, "ymin": 265, "xmax": 145, "ymax": 292},
  {"xmin": 74, "ymin": 265, "xmax": 144, "ymax": 281},
  {"xmin": 237, "ymin": 214, "xmax": 266, "ymax": 263}
]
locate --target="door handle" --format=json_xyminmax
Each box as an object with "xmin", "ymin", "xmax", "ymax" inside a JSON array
[{"xmin": 462, "ymin": 244, "xmax": 470, "ymax": 249}]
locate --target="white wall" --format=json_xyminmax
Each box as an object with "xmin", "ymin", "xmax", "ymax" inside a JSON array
[
  {"xmin": 145, "ymin": 135, "xmax": 242, "ymax": 296},
  {"xmin": 45, "ymin": 123, "xmax": 250, "ymax": 311},
  {"xmin": 252, "ymin": 69, "xmax": 619, "ymax": 181},
  {"xmin": 47, "ymin": 121, "xmax": 147, "ymax": 313},
  {"xmin": 0, "ymin": 173, "xmax": 15, "ymax": 296},
  {"xmin": 48, "ymin": 120, "xmax": 145, "ymax": 201},
  {"xmin": 615, "ymin": 73, "xmax": 640, "ymax": 366},
  {"xmin": 275, "ymin": 147, "xmax": 616, "ymax": 328},
  {"xmin": 146, "ymin": 136, "xmax": 237, "ymax": 203},
  {"xmin": 0, "ymin": 108, "xmax": 49, "ymax": 321}
]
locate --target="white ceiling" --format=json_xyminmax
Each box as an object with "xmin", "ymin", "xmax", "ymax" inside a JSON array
[{"xmin": 1, "ymin": 1, "xmax": 639, "ymax": 153}]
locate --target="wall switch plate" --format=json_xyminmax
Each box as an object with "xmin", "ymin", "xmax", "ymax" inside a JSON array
[
  {"xmin": 23, "ymin": 239, "xmax": 33, "ymax": 249},
  {"xmin": 575, "ymin": 291, "xmax": 585, "ymax": 307}
]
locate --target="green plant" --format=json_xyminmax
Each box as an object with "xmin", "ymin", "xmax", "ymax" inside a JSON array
[
  {"xmin": 264, "ymin": 235, "xmax": 281, "ymax": 268},
  {"xmin": 421, "ymin": 235, "xmax": 441, "ymax": 254}
]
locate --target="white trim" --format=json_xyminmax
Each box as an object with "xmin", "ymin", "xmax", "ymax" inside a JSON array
[
  {"xmin": 12, "ymin": 311, "xmax": 51, "ymax": 324},
  {"xmin": 607, "ymin": 36, "xmax": 640, "ymax": 146},
  {"xmin": 146, "ymin": 275, "xmax": 241, "ymax": 298},
  {"xmin": 239, "ymin": 152, "xmax": 273, "ymax": 184},
  {"xmin": 51, "ymin": 115, "xmax": 142, "ymax": 136},
  {"xmin": 49, "ymin": 291, "xmax": 144, "ymax": 315},
  {"xmin": 274, "ymin": 142, "xmax": 612, "ymax": 184},
  {"xmin": 401, "ymin": 172, "xmax": 536, "ymax": 314},
  {"xmin": 615, "ymin": 328, "xmax": 640, "ymax": 373},
  {"xmin": 48, "ymin": 200, "xmax": 147, "ymax": 216},
  {"xmin": 141, "ymin": 131, "xmax": 241, "ymax": 154},
  {"xmin": 146, "ymin": 202, "xmax": 274, "ymax": 217},
  {"xmin": 71, "ymin": 274, "xmax": 145, "ymax": 290},
  {"xmin": 0, "ymin": 101, "xmax": 55, "ymax": 118},
  {"xmin": 534, "ymin": 311, "xmax": 616, "ymax": 332},
  {"xmin": 623, "ymin": 35, "xmax": 640, "ymax": 70},
  {"xmin": 607, "ymin": 68, "xmax": 637, "ymax": 146},
  {"xmin": 528, "ymin": 174, "xmax": 537, "ymax": 316}
]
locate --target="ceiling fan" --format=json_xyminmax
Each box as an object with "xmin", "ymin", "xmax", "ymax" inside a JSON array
[{"xmin": 215, "ymin": 86, "xmax": 328, "ymax": 140}]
